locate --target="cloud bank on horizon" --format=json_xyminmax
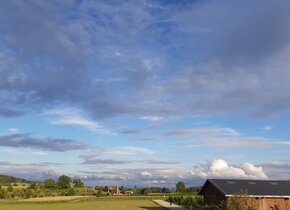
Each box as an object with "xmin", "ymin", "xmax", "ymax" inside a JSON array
[{"xmin": 0, "ymin": 0, "xmax": 290, "ymax": 186}]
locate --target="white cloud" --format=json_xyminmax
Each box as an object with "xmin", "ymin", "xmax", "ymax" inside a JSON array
[
  {"xmin": 32, "ymin": 151, "xmax": 48, "ymax": 156},
  {"xmin": 181, "ymin": 136, "xmax": 290, "ymax": 148},
  {"xmin": 107, "ymin": 146, "xmax": 154, "ymax": 156},
  {"xmin": 262, "ymin": 125, "xmax": 273, "ymax": 131},
  {"xmin": 221, "ymin": 128, "xmax": 241, "ymax": 136},
  {"xmin": 8, "ymin": 128, "xmax": 19, "ymax": 133},
  {"xmin": 140, "ymin": 171, "xmax": 152, "ymax": 177},
  {"xmin": 239, "ymin": 163, "xmax": 267, "ymax": 179},
  {"xmin": 140, "ymin": 116, "xmax": 163, "ymax": 121},
  {"xmin": 44, "ymin": 107, "xmax": 114, "ymax": 135},
  {"xmin": 163, "ymin": 127, "xmax": 240, "ymax": 137},
  {"xmin": 202, "ymin": 159, "xmax": 268, "ymax": 179},
  {"xmin": 261, "ymin": 162, "xmax": 290, "ymax": 180},
  {"xmin": 79, "ymin": 159, "xmax": 268, "ymax": 187},
  {"xmin": 142, "ymin": 59, "xmax": 153, "ymax": 70}
]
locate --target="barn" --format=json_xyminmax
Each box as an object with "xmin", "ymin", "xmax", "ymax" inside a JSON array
[{"xmin": 199, "ymin": 179, "xmax": 290, "ymax": 210}]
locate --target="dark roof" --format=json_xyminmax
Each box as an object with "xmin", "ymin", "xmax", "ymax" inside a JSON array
[{"xmin": 199, "ymin": 179, "xmax": 290, "ymax": 197}]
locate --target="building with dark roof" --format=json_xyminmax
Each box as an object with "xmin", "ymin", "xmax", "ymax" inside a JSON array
[{"xmin": 199, "ymin": 179, "xmax": 290, "ymax": 210}]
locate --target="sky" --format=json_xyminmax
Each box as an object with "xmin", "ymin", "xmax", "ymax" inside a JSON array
[{"xmin": 0, "ymin": 0, "xmax": 290, "ymax": 187}]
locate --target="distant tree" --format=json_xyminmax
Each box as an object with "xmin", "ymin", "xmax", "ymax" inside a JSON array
[
  {"xmin": 24, "ymin": 189, "xmax": 32, "ymax": 198},
  {"xmin": 141, "ymin": 188, "xmax": 151, "ymax": 195},
  {"xmin": 104, "ymin": 186, "xmax": 109, "ymax": 192},
  {"xmin": 162, "ymin": 187, "xmax": 171, "ymax": 193},
  {"xmin": 57, "ymin": 175, "xmax": 72, "ymax": 189},
  {"xmin": 44, "ymin": 179, "xmax": 56, "ymax": 189},
  {"xmin": 0, "ymin": 188, "xmax": 6, "ymax": 198},
  {"xmin": 95, "ymin": 186, "xmax": 103, "ymax": 191},
  {"xmin": 7, "ymin": 185, "xmax": 13, "ymax": 192},
  {"xmin": 67, "ymin": 188, "xmax": 76, "ymax": 196},
  {"xmin": 28, "ymin": 183, "xmax": 37, "ymax": 190},
  {"xmin": 109, "ymin": 187, "xmax": 117, "ymax": 194},
  {"xmin": 96, "ymin": 190, "xmax": 102, "ymax": 197},
  {"xmin": 176, "ymin": 181, "xmax": 186, "ymax": 192},
  {"xmin": 73, "ymin": 178, "xmax": 84, "ymax": 188}
]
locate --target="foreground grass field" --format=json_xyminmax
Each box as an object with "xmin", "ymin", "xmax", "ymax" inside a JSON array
[{"xmin": 0, "ymin": 200, "xmax": 166, "ymax": 210}]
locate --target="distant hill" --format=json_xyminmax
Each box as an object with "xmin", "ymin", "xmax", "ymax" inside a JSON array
[{"xmin": 0, "ymin": 175, "xmax": 30, "ymax": 185}]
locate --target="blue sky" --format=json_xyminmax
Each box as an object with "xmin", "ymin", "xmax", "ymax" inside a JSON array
[{"xmin": 1, "ymin": 0, "xmax": 290, "ymax": 187}]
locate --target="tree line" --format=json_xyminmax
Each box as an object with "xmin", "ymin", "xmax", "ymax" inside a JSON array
[
  {"xmin": 0, "ymin": 176, "xmax": 199, "ymax": 199},
  {"xmin": 0, "ymin": 175, "xmax": 87, "ymax": 199}
]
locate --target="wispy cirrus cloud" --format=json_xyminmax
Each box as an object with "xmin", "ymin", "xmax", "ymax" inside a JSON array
[
  {"xmin": 133, "ymin": 127, "xmax": 240, "ymax": 141},
  {"xmin": 140, "ymin": 116, "xmax": 163, "ymax": 122},
  {"xmin": 80, "ymin": 154, "xmax": 180, "ymax": 165},
  {"xmin": 8, "ymin": 127, "xmax": 19, "ymax": 133},
  {"xmin": 107, "ymin": 146, "xmax": 154, "ymax": 156},
  {"xmin": 181, "ymin": 136, "xmax": 290, "ymax": 148},
  {"xmin": 120, "ymin": 123, "xmax": 161, "ymax": 135},
  {"xmin": 161, "ymin": 127, "xmax": 240, "ymax": 137},
  {"xmin": 44, "ymin": 107, "xmax": 114, "ymax": 135},
  {"xmin": 262, "ymin": 125, "xmax": 273, "ymax": 131},
  {"xmin": 0, "ymin": 133, "xmax": 90, "ymax": 152}
]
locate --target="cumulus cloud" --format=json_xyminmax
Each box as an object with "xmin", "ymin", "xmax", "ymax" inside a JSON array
[
  {"xmin": 204, "ymin": 159, "xmax": 268, "ymax": 179},
  {"xmin": 140, "ymin": 171, "xmax": 152, "ymax": 177}
]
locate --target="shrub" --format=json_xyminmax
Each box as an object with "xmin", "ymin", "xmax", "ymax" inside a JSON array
[
  {"xmin": 7, "ymin": 185, "xmax": 13, "ymax": 192},
  {"xmin": 227, "ymin": 190, "xmax": 258, "ymax": 210}
]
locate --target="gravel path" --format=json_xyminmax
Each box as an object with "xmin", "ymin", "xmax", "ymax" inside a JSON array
[{"xmin": 152, "ymin": 200, "xmax": 188, "ymax": 210}]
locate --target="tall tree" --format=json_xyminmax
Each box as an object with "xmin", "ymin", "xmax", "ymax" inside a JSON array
[
  {"xmin": 44, "ymin": 178, "xmax": 56, "ymax": 189},
  {"xmin": 176, "ymin": 181, "xmax": 186, "ymax": 192},
  {"xmin": 73, "ymin": 178, "xmax": 84, "ymax": 188},
  {"xmin": 57, "ymin": 175, "xmax": 72, "ymax": 189}
]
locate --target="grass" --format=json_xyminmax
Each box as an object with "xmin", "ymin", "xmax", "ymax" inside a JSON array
[
  {"xmin": 149, "ymin": 192, "xmax": 198, "ymax": 196},
  {"xmin": 0, "ymin": 199, "xmax": 166, "ymax": 210}
]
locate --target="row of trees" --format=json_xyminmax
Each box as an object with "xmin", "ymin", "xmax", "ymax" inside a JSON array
[
  {"xmin": 176, "ymin": 181, "xmax": 200, "ymax": 193},
  {"xmin": 0, "ymin": 175, "xmax": 86, "ymax": 199},
  {"xmin": 43, "ymin": 175, "xmax": 84, "ymax": 189},
  {"xmin": 0, "ymin": 177, "xmax": 198, "ymax": 199}
]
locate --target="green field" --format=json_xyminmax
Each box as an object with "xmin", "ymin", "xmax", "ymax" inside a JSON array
[{"xmin": 0, "ymin": 200, "xmax": 166, "ymax": 210}]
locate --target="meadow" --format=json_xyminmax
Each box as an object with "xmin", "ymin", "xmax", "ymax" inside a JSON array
[{"xmin": 0, "ymin": 199, "xmax": 166, "ymax": 210}]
